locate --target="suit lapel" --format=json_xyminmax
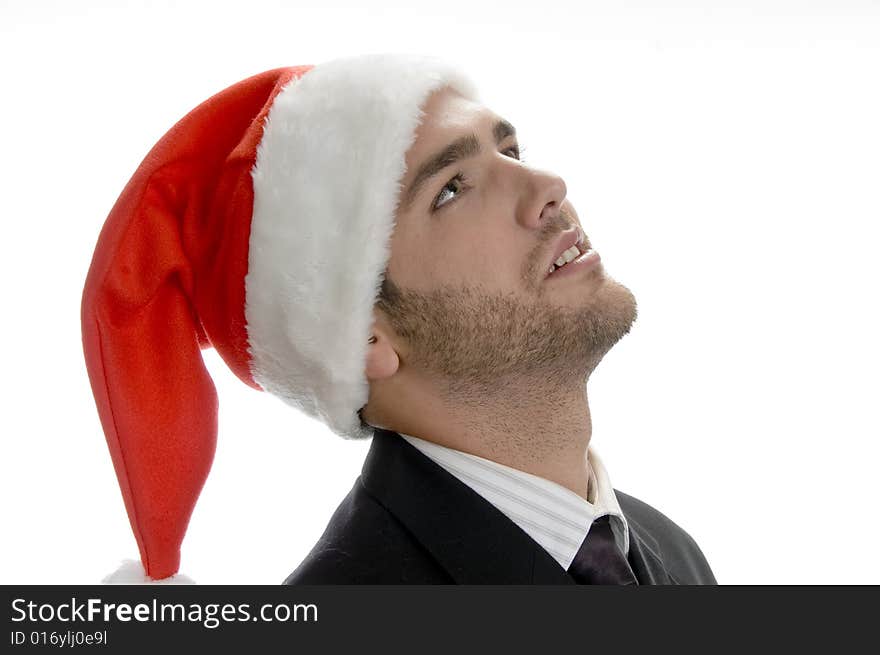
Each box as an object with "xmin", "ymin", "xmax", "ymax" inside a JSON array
[
  {"xmin": 360, "ymin": 429, "xmax": 574, "ymax": 584},
  {"xmin": 625, "ymin": 516, "xmax": 675, "ymax": 585}
]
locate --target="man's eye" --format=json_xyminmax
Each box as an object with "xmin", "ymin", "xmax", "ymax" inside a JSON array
[
  {"xmin": 432, "ymin": 173, "xmax": 468, "ymax": 211},
  {"xmin": 430, "ymin": 145, "xmax": 528, "ymax": 212}
]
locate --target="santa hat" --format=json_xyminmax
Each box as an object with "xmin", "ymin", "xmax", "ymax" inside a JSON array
[{"xmin": 81, "ymin": 53, "xmax": 480, "ymax": 581}]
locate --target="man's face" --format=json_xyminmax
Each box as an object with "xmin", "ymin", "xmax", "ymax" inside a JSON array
[{"xmin": 374, "ymin": 86, "xmax": 638, "ymax": 400}]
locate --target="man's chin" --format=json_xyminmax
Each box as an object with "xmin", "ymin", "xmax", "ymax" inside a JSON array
[
  {"xmin": 581, "ymin": 277, "xmax": 638, "ymax": 356},
  {"xmin": 609, "ymin": 275, "xmax": 638, "ymax": 326}
]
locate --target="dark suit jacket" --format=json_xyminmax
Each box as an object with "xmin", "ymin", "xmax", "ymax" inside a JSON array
[{"xmin": 284, "ymin": 428, "xmax": 717, "ymax": 584}]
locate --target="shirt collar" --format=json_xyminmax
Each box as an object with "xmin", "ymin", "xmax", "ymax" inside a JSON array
[{"xmin": 398, "ymin": 432, "xmax": 630, "ymax": 571}]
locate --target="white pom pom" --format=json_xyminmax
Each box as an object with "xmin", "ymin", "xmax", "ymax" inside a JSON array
[{"xmin": 102, "ymin": 559, "xmax": 196, "ymax": 585}]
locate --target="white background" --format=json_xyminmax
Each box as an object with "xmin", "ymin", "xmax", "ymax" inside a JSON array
[{"xmin": 1, "ymin": 0, "xmax": 878, "ymax": 584}]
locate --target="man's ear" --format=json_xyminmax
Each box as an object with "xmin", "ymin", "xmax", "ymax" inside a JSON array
[{"xmin": 365, "ymin": 324, "xmax": 400, "ymax": 381}]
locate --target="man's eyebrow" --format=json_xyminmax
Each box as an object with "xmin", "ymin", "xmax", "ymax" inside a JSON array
[{"xmin": 398, "ymin": 118, "xmax": 517, "ymax": 213}]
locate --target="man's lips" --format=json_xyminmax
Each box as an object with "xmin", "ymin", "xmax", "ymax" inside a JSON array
[{"xmin": 544, "ymin": 226, "xmax": 586, "ymax": 277}]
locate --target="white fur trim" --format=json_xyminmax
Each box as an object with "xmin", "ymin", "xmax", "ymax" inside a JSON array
[
  {"xmin": 102, "ymin": 559, "xmax": 196, "ymax": 584},
  {"xmin": 247, "ymin": 53, "xmax": 480, "ymax": 439}
]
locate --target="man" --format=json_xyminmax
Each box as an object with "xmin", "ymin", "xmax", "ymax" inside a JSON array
[
  {"xmin": 83, "ymin": 53, "xmax": 714, "ymax": 585},
  {"xmin": 284, "ymin": 86, "xmax": 716, "ymax": 585}
]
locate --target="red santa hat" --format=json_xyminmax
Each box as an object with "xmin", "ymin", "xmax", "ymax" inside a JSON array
[{"xmin": 81, "ymin": 53, "xmax": 480, "ymax": 582}]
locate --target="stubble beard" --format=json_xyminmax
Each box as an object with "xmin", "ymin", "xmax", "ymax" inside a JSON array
[{"xmin": 377, "ymin": 272, "xmax": 638, "ymax": 406}]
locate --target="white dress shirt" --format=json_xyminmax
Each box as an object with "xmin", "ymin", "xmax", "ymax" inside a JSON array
[{"xmin": 398, "ymin": 432, "xmax": 630, "ymax": 572}]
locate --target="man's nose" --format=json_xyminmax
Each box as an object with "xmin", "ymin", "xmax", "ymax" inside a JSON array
[{"xmin": 517, "ymin": 167, "xmax": 568, "ymax": 230}]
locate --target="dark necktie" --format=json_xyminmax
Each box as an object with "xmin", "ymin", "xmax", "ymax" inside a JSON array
[{"xmin": 567, "ymin": 514, "xmax": 639, "ymax": 585}]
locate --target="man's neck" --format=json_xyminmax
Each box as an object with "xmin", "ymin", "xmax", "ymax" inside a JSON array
[{"xmin": 390, "ymin": 383, "xmax": 594, "ymax": 501}]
